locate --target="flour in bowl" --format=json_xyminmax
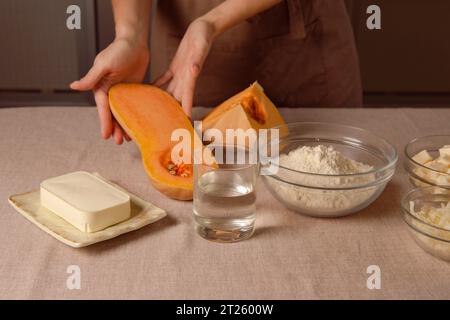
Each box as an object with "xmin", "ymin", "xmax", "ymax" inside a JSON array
[
  {"xmin": 266, "ymin": 145, "xmax": 378, "ymax": 215},
  {"xmin": 279, "ymin": 145, "xmax": 373, "ymax": 175}
]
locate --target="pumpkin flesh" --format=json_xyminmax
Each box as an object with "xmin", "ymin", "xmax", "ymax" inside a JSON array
[
  {"xmin": 109, "ymin": 83, "xmax": 194, "ymax": 200},
  {"xmin": 202, "ymin": 82, "xmax": 285, "ymax": 134}
]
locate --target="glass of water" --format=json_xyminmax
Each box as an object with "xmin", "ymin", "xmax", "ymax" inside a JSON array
[{"xmin": 193, "ymin": 144, "xmax": 258, "ymax": 242}]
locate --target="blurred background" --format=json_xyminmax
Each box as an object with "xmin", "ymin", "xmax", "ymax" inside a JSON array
[{"xmin": 0, "ymin": 0, "xmax": 449, "ymax": 107}]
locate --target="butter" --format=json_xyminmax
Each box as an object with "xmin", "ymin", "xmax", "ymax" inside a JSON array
[
  {"xmin": 412, "ymin": 145, "xmax": 450, "ymax": 187},
  {"xmin": 440, "ymin": 146, "xmax": 450, "ymax": 156},
  {"xmin": 40, "ymin": 171, "xmax": 131, "ymax": 232},
  {"xmin": 412, "ymin": 150, "xmax": 433, "ymax": 164},
  {"xmin": 438, "ymin": 146, "xmax": 450, "ymax": 165},
  {"xmin": 425, "ymin": 160, "xmax": 448, "ymax": 172}
]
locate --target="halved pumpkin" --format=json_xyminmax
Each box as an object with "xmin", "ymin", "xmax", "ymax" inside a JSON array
[
  {"xmin": 202, "ymin": 82, "xmax": 286, "ymax": 134},
  {"xmin": 109, "ymin": 83, "xmax": 195, "ymax": 200}
]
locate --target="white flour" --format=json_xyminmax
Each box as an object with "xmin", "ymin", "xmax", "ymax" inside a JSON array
[
  {"xmin": 279, "ymin": 145, "xmax": 373, "ymax": 175},
  {"xmin": 267, "ymin": 145, "xmax": 376, "ymax": 214}
]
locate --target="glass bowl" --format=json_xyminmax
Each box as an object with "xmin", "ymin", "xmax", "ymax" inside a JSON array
[
  {"xmin": 262, "ymin": 122, "xmax": 398, "ymax": 218},
  {"xmin": 404, "ymin": 135, "xmax": 450, "ymax": 189},
  {"xmin": 401, "ymin": 187, "xmax": 450, "ymax": 261}
]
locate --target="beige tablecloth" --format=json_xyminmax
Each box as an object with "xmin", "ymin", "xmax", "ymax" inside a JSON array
[{"xmin": 1, "ymin": 106, "xmax": 450, "ymax": 300}]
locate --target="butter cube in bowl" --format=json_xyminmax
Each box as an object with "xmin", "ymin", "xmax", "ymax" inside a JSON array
[
  {"xmin": 405, "ymin": 135, "xmax": 450, "ymax": 190},
  {"xmin": 40, "ymin": 171, "xmax": 131, "ymax": 232}
]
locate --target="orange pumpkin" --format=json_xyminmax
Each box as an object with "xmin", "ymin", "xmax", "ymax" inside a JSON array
[
  {"xmin": 108, "ymin": 82, "xmax": 284, "ymax": 201},
  {"xmin": 109, "ymin": 83, "xmax": 195, "ymax": 200},
  {"xmin": 202, "ymin": 82, "xmax": 285, "ymax": 135}
]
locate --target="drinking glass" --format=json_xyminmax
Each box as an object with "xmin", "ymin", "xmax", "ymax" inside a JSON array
[{"xmin": 193, "ymin": 144, "xmax": 258, "ymax": 242}]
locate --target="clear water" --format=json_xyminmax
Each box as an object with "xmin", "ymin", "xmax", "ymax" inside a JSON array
[{"xmin": 194, "ymin": 170, "xmax": 256, "ymax": 242}]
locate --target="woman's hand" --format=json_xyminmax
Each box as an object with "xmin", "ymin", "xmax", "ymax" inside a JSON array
[
  {"xmin": 70, "ymin": 37, "xmax": 150, "ymax": 144},
  {"xmin": 153, "ymin": 19, "xmax": 215, "ymax": 118}
]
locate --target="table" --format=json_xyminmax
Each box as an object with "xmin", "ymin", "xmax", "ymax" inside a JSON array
[{"xmin": 1, "ymin": 106, "xmax": 449, "ymax": 299}]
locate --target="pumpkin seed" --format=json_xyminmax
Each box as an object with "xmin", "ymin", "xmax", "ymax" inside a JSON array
[{"xmin": 167, "ymin": 163, "xmax": 175, "ymax": 170}]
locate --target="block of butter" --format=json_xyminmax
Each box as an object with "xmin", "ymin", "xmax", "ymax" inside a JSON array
[{"xmin": 40, "ymin": 171, "xmax": 131, "ymax": 233}]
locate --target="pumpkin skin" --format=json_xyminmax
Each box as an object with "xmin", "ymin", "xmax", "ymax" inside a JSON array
[{"xmin": 109, "ymin": 83, "xmax": 194, "ymax": 200}]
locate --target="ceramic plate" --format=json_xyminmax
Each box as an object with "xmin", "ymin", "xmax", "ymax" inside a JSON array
[{"xmin": 8, "ymin": 173, "xmax": 166, "ymax": 248}]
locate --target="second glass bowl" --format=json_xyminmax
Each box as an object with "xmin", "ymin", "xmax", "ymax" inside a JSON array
[
  {"xmin": 404, "ymin": 135, "xmax": 450, "ymax": 190},
  {"xmin": 262, "ymin": 122, "xmax": 398, "ymax": 217}
]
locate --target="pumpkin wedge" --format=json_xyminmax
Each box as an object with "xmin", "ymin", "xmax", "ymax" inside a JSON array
[
  {"xmin": 109, "ymin": 83, "xmax": 195, "ymax": 200},
  {"xmin": 202, "ymin": 82, "xmax": 285, "ymax": 135}
]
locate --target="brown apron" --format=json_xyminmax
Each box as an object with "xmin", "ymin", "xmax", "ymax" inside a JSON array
[{"xmin": 151, "ymin": 0, "xmax": 363, "ymax": 107}]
